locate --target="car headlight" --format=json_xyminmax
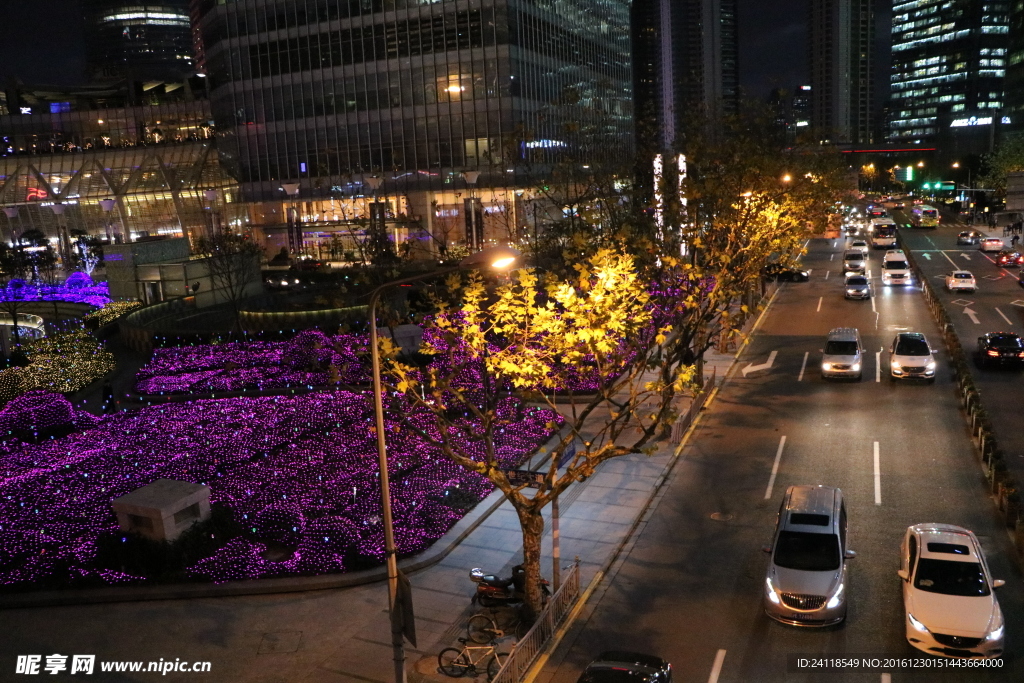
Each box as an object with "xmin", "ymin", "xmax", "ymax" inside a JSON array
[
  {"xmin": 825, "ymin": 582, "xmax": 845, "ymax": 609},
  {"xmin": 765, "ymin": 577, "xmax": 780, "ymax": 604},
  {"xmin": 891, "ymin": 360, "xmax": 902, "ymax": 370},
  {"xmin": 985, "ymin": 624, "xmax": 1004, "ymax": 642},
  {"xmin": 985, "ymin": 608, "xmax": 1004, "ymax": 641},
  {"xmin": 907, "ymin": 613, "xmax": 929, "ymax": 633},
  {"xmin": 851, "ymin": 362, "xmax": 861, "ymax": 372},
  {"xmin": 822, "ymin": 362, "xmax": 832, "ymax": 371},
  {"xmin": 846, "ymin": 289, "xmax": 856, "ymax": 294},
  {"xmin": 926, "ymin": 360, "xmax": 936, "ymax": 370}
]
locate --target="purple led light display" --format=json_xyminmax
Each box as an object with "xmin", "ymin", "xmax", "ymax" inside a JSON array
[
  {"xmin": 0, "ymin": 390, "xmax": 560, "ymax": 588},
  {"xmin": 134, "ymin": 332, "xmax": 370, "ymax": 395},
  {"xmin": 0, "ymin": 276, "xmax": 111, "ymax": 308}
]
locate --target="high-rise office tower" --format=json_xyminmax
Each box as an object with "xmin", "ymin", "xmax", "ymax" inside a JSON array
[
  {"xmin": 194, "ymin": 0, "xmax": 633, "ymax": 252},
  {"xmin": 632, "ymin": 0, "xmax": 739, "ymax": 153},
  {"xmin": 808, "ymin": 0, "xmax": 873, "ymax": 145},
  {"xmin": 889, "ymin": 0, "xmax": 1010, "ymax": 152},
  {"xmin": 81, "ymin": 1, "xmax": 196, "ymax": 81},
  {"xmin": 1005, "ymin": 2, "xmax": 1024, "ymax": 131}
]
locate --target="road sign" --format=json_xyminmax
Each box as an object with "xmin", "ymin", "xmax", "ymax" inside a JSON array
[
  {"xmin": 558, "ymin": 439, "xmax": 578, "ymax": 468},
  {"xmin": 504, "ymin": 469, "xmax": 545, "ymax": 488}
]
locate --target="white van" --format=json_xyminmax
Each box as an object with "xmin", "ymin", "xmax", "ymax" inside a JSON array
[{"xmin": 881, "ymin": 250, "xmax": 911, "ymax": 286}]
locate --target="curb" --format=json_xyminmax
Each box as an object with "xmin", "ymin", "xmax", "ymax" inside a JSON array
[{"xmin": 521, "ymin": 284, "xmax": 784, "ymax": 681}]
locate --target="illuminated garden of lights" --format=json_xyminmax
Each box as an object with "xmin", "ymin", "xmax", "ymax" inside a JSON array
[
  {"xmin": 0, "ymin": 389, "xmax": 561, "ymax": 589},
  {"xmin": 0, "ymin": 274, "xmax": 111, "ymax": 308},
  {"xmin": 134, "ymin": 330, "xmax": 370, "ymax": 395},
  {"xmin": 0, "ymin": 328, "xmax": 116, "ymax": 402}
]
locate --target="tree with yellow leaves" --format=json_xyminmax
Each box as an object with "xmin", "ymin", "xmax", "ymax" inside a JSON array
[{"xmin": 381, "ymin": 248, "xmax": 697, "ymax": 617}]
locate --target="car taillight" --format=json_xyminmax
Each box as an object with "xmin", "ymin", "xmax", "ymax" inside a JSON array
[
  {"xmin": 988, "ymin": 350, "xmax": 1000, "ymax": 356},
  {"xmin": 1018, "ymin": 352, "xmax": 1024, "ymax": 358}
]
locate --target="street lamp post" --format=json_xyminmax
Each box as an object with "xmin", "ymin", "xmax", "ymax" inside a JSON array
[{"xmin": 368, "ymin": 246, "xmax": 520, "ymax": 683}]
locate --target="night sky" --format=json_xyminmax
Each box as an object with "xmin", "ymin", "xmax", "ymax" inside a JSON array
[{"xmin": 0, "ymin": 0, "xmax": 888, "ymax": 105}]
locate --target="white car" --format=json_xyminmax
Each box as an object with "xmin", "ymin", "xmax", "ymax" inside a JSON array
[
  {"xmin": 980, "ymin": 237, "xmax": 1004, "ymax": 253},
  {"xmin": 945, "ymin": 271, "xmax": 976, "ymax": 292},
  {"xmin": 848, "ymin": 240, "xmax": 870, "ymax": 254},
  {"xmin": 899, "ymin": 524, "xmax": 1005, "ymax": 658},
  {"xmin": 889, "ymin": 332, "xmax": 936, "ymax": 382}
]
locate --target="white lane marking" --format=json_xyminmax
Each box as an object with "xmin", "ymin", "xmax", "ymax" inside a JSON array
[
  {"xmin": 764, "ymin": 436, "xmax": 787, "ymax": 500},
  {"xmin": 798, "ymin": 351, "xmax": 809, "ymax": 382},
  {"xmin": 996, "ymin": 307, "xmax": 1014, "ymax": 326},
  {"xmin": 875, "ymin": 349, "xmax": 882, "ymax": 382},
  {"xmin": 923, "ymin": 252, "xmax": 932, "ymax": 260},
  {"xmin": 874, "ymin": 442, "xmax": 882, "ymax": 505},
  {"xmin": 830, "ymin": 253, "xmax": 834, "ymax": 261},
  {"xmin": 817, "ymin": 296, "xmax": 823, "ymax": 312},
  {"xmin": 833, "ymin": 240, "xmax": 837, "ymax": 248},
  {"xmin": 925, "ymin": 236, "xmax": 937, "ymax": 247},
  {"xmin": 742, "ymin": 350, "xmax": 778, "ymax": 377},
  {"xmin": 941, "ymin": 251, "xmax": 959, "ymax": 267},
  {"xmin": 707, "ymin": 649, "xmax": 727, "ymax": 683},
  {"xmin": 980, "ymin": 253, "xmax": 995, "ymax": 263},
  {"xmin": 871, "ymin": 292, "xmax": 876, "ymax": 313},
  {"xmin": 825, "ymin": 271, "xmax": 830, "ymax": 280},
  {"xmin": 963, "ymin": 306, "xmax": 980, "ymax": 324}
]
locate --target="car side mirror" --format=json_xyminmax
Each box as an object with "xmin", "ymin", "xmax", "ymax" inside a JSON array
[
  {"xmin": 897, "ymin": 569, "xmax": 909, "ymax": 581},
  {"xmin": 762, "ymin": 545, "xmax": 772, "ymax": 554},
  {"xmin": 844, "ymin": 550, "xmax": 857, "ymax": 560},
  {"xmin": 993, "ymin": 579, "xmax": 1005, "ymax": 588}
]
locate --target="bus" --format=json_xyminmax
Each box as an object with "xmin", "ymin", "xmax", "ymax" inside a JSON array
[
  {"xmin": 911, "ymin": 204, "xmax": 939, "ymax": 228},
  {"xmin": 870, "ymin": 221, "xmax": 898, "ymax": 249}
]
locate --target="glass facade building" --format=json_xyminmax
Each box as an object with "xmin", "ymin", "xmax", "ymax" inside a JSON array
[
  {"xmin": 82, "ymin": 1, "xmax": 197, "ymax": 81},
  {"xmin": 0, "ymin": 81, "xmax": 239, "ymax": 246},
  {"xmin": 889, "ymin": 0, "xmax": 1010, "ymax": 151},
  {"xmin": 194, "ymin": 0, "xmax": 632, "ymax": 253}
]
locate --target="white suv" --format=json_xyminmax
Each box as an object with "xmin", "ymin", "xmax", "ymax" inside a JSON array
[
  {"xmin": 889, "ymin": 332, "xmax": 937, "ymax": 383},
  {"xmin": 821, "ymin": 328, "xmax": 863, "ymax": 380}
]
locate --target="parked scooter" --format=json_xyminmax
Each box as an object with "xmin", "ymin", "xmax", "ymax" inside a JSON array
[{"xmin": 470, "ymin": 565, "xmax": 550, "ymax": 607}]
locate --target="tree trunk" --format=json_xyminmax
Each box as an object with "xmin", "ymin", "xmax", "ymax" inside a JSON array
[{"xmin": 517, "ymin": 504, "xmax": 546, "ymax": 620}]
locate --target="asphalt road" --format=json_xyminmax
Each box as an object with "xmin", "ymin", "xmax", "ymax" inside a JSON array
[
  {"xmin": 539, "ymin": 237, "xmax": 1024, "ymax": 683},
  {"xmin": 895, "ymin": 212, "xmax": 1024, "ymax": 483}
]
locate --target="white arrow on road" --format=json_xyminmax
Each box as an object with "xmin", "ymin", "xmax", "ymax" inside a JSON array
[
  {"xmin": 961, "ymin": 253, "xmax": 972, "ymax": 260},
  {"xmin": 923, "ymin": 252, "xmax": 932, "ymax": 260},
  {"xmin": 742, "ymin": 350, "xmax": 778, "ymax": 377},
  {"xmin": 964, "ymin": 306, "xmax": 981, "ymax": 324}
]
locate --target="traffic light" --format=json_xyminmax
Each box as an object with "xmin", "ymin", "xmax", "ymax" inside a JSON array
[{"xmin": 922, "ymin": 183, "xmax": 931, "ymax": 190}]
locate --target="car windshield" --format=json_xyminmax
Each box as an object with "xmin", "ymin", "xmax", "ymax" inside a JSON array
[
  {"xmin": 895, "ymin": 337, "xmax": 930, "ymax": 356},
  {"xmin": 884, "ymin": 261, "xmax": 908, "ymax": 269},
  {"xmin": 989, "ymin": 335, "xmax": 1023, "ymax": 349},
  {"xmin": 914, "ymin": 558, "xmax": 990, "ymax": 596},
  {"xmin": 847, "ymin": 277, "xmax": 867, "ymax": 285},
  {"xmin": 844, "ymin": 253, "xmax": 862, "ymax": 261},
  {"xmin": 824, "ymin": 341, "xmax": 858, "ymax": 355},
  {"xmin": 774, "ymin": 531, "xmax": 840, "ymax": 571},
  {"xmin": 953, "ymin": 273, "xmax": 972, "ymax": 279}
]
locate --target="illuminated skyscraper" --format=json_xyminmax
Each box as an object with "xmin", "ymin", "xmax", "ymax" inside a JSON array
[
  {"xmin": 809, "ymin": 0, "xmax": 873, "ymax": 145},
  {"xmin": 632, "ymin": 0, "xmax": 739, "ymax": 152},
  {"xmin": 889, "ymin": 0, "xmax": 1010, "ymax": 151},
  {"xmin": 82, "ymin": 0, "xmax": 196, "ymax": 81}
]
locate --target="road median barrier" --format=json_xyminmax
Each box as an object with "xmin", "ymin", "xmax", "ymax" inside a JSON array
[{"xmin": 901, "ymin": 240, "xmax": 1024, "ymax": 563}]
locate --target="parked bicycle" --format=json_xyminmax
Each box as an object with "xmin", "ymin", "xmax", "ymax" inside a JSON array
[
  {"xmin": 466, "ymin": 605, "xmax": 531, "ymax": 644},
  {"xmin": 437, "ymin": 638, "xmax": 509, "ymax": 680}
]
